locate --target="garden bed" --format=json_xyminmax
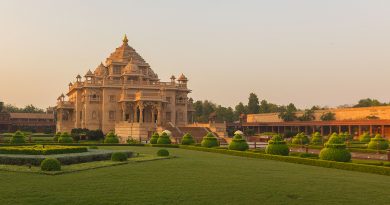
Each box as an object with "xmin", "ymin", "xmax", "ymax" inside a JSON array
[
  {"xmin": 0, "ymin": 149, "xmax": 134, "ymax": 166},
  {"xmin": 0, "ymin": 154, "xmax": 172, "ymax": 175},
  {"xmin": 0, "ymin": 145, "xmax": 88, "ymax": 155}
]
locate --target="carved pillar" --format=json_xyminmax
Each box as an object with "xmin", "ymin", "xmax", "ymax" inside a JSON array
[
  {"xmin": 122, "ymin": 103, "xmax": 127, "ymax": 121},
  {"xmin": 139, "ymin": 103, "xmax": 144, "ymax": 123},
  {"xmin": 157, "ymin": 107, "xmax": 162, "ymax": 126},
  {"xmin": 133, "ymin": 104, "xmax": 137, "ymax": 123},
  {"xmin": 152, "ymin": 109, "xmax": 156, "ymax": 124}
]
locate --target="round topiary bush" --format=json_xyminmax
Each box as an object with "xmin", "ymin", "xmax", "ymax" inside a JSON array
[
  {"xmin": 291, "ymin": 132, "xmax": 309, "ymax": 145},
  {"xmin": 157, "ymin": 149, "xmax": 170, "ymax": 156},
  {"xmin": 104, "ymin": 132, "xmax": 120, "ymax": 144},
  {"xmin": 367, "ymin": 134, "xmax": 389, "ymax": 150},
  {"xmin": 319, "ymin": 133, "xmax": 351, "ymax": 162},
  {"xmin": 359, "ymin": 132, "xmax": 371, "ymax": 143},
  {"xmin": 111, "ymin": 152, "xmax": 128, "ymax": 161},
  {"xmin": 310, "ymin": 132, "xmax": 323, "ymax": 145},
  {"xmin": 265, "ymin": 135, "xmax": 289, "ymax": 156},
  {"xmin": 58, "ymin": 132, "xmax": 73, "ymax": 143},
  {"xmin": 150, "ymin": 132, "xmax": 159, "ymax": 144},
  {"xmin": 339, "ymin": 132, "xmax": 352, "ymax": 142},
  {"xmin": 181, "ymin": 133, "xmax": 195, "ymax": 145},
  {"xmin": 40, "ymin": 158, "xmax": 61, "ymax": 171},
  {"xmin": 157, "ymin": 132, "xmax": 172, "ymax": 144},
  {"xmin": 10, "ymin": 131, "xmax": 26, "ymax": 144},
  {"xmin": 201, "ymin": 132, "xmax": 219, "ymax": 148},
  {"xmin": 228, "ymin": 134, "xmax": 249, "ymax": 151}
]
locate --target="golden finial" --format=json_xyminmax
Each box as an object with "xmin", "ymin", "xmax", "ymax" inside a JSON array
[{"xmin": 123, "ymin": 34, "xmax": 128, "ymax": 44}]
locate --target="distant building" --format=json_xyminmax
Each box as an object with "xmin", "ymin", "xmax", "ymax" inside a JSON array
[
  {"xmin": 236, "ymin": 106, "xmax": 390, "ymax": 139},
  {"xmin": 0, "ymin": 112, "xmax": 55, "ymax": 133}
]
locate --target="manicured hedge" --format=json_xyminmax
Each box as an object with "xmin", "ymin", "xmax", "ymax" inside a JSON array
[
  {"xmin": 310, "ymin": 132, "xmax": 323, "ymax": 145},
  {"xmin": 103, "ymin": 132, "xmax": 120, "ymax": 144},
  {"xmin": 157, "ymin": 149, "xmax": 170, "ymax": 156},
  {"xmin": 265, "ymin": 135, "xmax": 289, "ymax": 156},
  {"xmin": 58, "ymin": 132, "xmax": 73, "ymax": 143},
  {"xmin": 157, "ymin": 132, "xmax": 171, "ymax": 144},
  {"xmin": 291, "ymin": 132, "xmax": 309, "ymax": 145},
  {"xmin": 228, "ymin": 134, "xmax": 249, "ymax": 151},
  {"xmin": 319, "ymin": 133, "xmax": 351, "ymax": 162},
  {"xmin": 201, "ymin": 132, "xmax": 219, "ymax": 148},
  {"xmin": 150, "ymin": 133, "xmax": 159, "ymax": 144},
  {"xmin": 367, "ymin": 134, "xmax": 389, "ymax": 150},
  {"xmin": 179, "ymin": 145, "xmax": 390, "ymax": 176},
  {"xmin": 0, "ymin": 150, "xmax": 134, "ymax": 166},
  {"xmin": 181, "ymin": 133, "xmax": 195, "ymax": 145},
  {"xmin": 0, "ymin": 145, "xmax": 88, "ymax": 155},
  {"xmin": 111, "ymin": 152, "xmax": 128, "ymax": 161},
  {"xmin": 10, "ymin": 131, "xmax": 26, "ymax": 144},
  {"xmin": 359, "ymin": 132, "xmax": 371, "ymax": 143},
  {"xmin": 41, "ymin": 158, "xmax": 61, "ymax": 171},
  {"xmin": 145, "ymin": 144, "xmax": 179, "ymax": 148}
]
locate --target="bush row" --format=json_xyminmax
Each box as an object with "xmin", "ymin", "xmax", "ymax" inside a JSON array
[
  {"xmin": 0, "ymin": 151, "xmax": 133, "ymax": 166},
  {"xmin": 179, "ymin": 145, "xmax": 390, "ymax": 176},
  {"xmin": 0, "ymin": 145, "xmax": 88, "ymax": 155}
]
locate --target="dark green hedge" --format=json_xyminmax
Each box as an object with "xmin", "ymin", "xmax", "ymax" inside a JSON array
[
  {"xmin": 179, "ymin": 145, "xmax": 390, "ymax": 176},
  {"xmin": 111, "ymin": 152, "xmax": 128, "ymax": 162},
  {"xmin": 157, "ymin": 149, "xmax": 170, "ymax": 156},
  {"xmin": 0, "ymin": 145, "xmax": 88, "ymax": 155},
  {"xmin": 0, "ymin": 151, "xmax": 133, "ymax": 166},
  {"xmin": 41, "ymin": 158, "xmax": 61, "ymax": 171}
]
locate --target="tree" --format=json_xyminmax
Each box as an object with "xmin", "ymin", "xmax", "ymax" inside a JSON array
[
  {"xmin": 215, "ymin": 106, "xmax": 235, "ymax": 123},
  {"xmin": 234, "ymin": 102, "xmax": 247, "ymax": 119},
  {"xmin": 278, "ymin": 103, "xmax": 297, "ymax": 122},
  {"xmin": 320, "ymin": 112, "xmax": 336, "ymax": 121},
  {"xmin": 2, "ymin": 104, "xmax": 44, "ymax": 113},
  {"xmin": 247, "ymin": 93, "xmax": 260, "ymax": 114},
  {"xmin": 353, "ymin": 98, "xmax": 385, "ymax": 108},
  {"xmin": 0, "ymin": 101, "xmax": 3, "ymax": 112},
  {"xmin": 298, "ymin": 109, "xmax": 315, "ymax": 121}
]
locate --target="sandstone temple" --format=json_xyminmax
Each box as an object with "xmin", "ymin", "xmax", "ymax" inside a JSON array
[{"xmin": 56, "ymin": 35, "xmax": 226, "ymax": 142}]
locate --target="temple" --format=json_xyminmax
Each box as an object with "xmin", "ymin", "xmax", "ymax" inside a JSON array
[{"xmin": 56, "ymin": 35, "xmax": 205, "ymax": 141}]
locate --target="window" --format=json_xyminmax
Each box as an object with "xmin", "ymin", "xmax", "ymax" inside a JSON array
[
  {"xmin": 113, "ymin": 66, "xmax": 121, "ymax": 75},
  {"xmin": 109, "ymin": 95, "xmax": 116, "ymax": 102},
  {"xmin": 166, "ymin": 97, "xmax": 171, "ymax": 104},
  {"xmin": 109, "ymin": 111, "xmax": 116, "ymax": 120},
  {"xmin": 166, "ymin": 112, "xmax": 171, "ymax": 121}
]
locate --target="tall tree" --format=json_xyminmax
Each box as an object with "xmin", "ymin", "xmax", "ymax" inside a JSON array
[
  {"xmin": 353, "ymin": 98, "xmax": 385, "ymax": 107},
  {"xmin": 247, "ymin": 93, "xmax": 260, "ymax": 114},
  {"xmin": 278, "ymin": 103, "xmax": 297, "ymax": 122},
  {"xmin": 0, "ymin": 101, "xmax": 3, "ymax": 112}
]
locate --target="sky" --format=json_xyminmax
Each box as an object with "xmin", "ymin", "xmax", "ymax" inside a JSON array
[{"xmin": 0, "ymin": 0, "xmax": 390, "ymax": 109}]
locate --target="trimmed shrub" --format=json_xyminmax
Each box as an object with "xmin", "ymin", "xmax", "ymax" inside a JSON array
[
  {"xmin": 339, "ymin": 132, "xmax": 352, "ymax": 141},
  {"xmin": 359, "ymin": 132, "xmax": 371, "ymax": 143},
  {"xmin": 10, "ymin": 131, "xmax": 26, "ymax": 144},
  {"xmin": 40, "ymin": 158, "xmax": 61, "ymax": 171},
  {"xmin": 181, "ymin": 133, "xmax": 195, "ymax": 145},
  {"xmin": 150, "ymin": 133, "xmax": 159, "ymax": 144},
  {"xmin": 228, "ymin": 134, "xmax": 249, "ymax": 151},
  {"xmin": 319, "ymin": 133, "xmax": 351, "ymax": 162},
  {"xmin": 291, "ymin": 132, "xmax": 309, "ymax": 145},
  {"xmin": 111, "ymin": 152, "xmax": 128, "ymax": 161},
  {"xmin": 157, "ymin": 149, "xmax": 170, "ymax": 156},
  {"xmin": 157, "ymin": 132, "xmax": 172, "ymax": 144},
  {"xmin": 58, "ymin": 132, "xmax": 73, "ymax": 143},
  {"xmin": 265, "ymin": 135, "xmax": 289, "ymax": 156},
  {"xmin": 201, "ymin": 132, "xmax": 219, "ymax": 148},
  {"xmin": 53, "ymin": 132, "xmax": 61, "ymax": 142},
  {"xmin": 0, "ymin": 145, "xmax": 87, "ymax": 155},
  {"xmin": 88, "ymin": 146, "xmax": 99, "ymax": 149},
  {"xmin": 367, "ymin": 134, "xmax": 389, "ymax": 150},
  {"xmin": 311, "ymin": 132, "xmax": 323, "ymax": 145},
  {"xmin": 104, "ymin": 132, "xmax": 120, "ymax": 144}
]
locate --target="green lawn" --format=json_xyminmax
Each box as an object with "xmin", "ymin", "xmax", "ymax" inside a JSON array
[{"xmin": 0, "ymin": 146, "xmax": 389, "ymax": 205}]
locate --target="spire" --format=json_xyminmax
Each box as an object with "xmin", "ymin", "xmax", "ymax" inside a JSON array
[{"xmin": 123, "ymin": 34, "xmax": 128, "ymax": 44}]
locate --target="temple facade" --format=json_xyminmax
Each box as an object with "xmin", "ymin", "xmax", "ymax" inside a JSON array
[{"xmin": 56, "ymin": 35, "xmax": 194, "ymax": 141}]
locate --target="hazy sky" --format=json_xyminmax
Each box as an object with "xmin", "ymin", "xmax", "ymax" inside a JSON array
[{"xmin": 1, "ymin": 0, "xmax": 390, "ymax": 109}]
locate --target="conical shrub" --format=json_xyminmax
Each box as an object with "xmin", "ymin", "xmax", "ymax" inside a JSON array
[
  {"xmin": 310, "ymin": 132, "xmax": 323, "ymax": 145},
  {"xmin": 201, "ymin": 132, "xmax": 219, "ymax": 148},
  {"xmin": 367, "ymin": 134, "xmax": 389, "ymax": 150},
  {"xmin": 181, "ymin": 133, "xmax": 195, "ymax": 145},
  {"xmin": 291, "ymin": 132, "xmax": 309, "ymax": 145},
  {"xmin": 265, "ymin": 135, "xmax": 289, "ymax": 156},
  {"xmin": 228, "ymin": 134, "xmax": 249, "ymax": 151},
  {"xmin": 157, "ymin": 132, "xmax": 171, "ymax": 144},
  {"xmin": 10, "ymin": 131, "xmax": 25, "ymax": 144},
  {"xmin": 150, "ymin": 132, "xmax": 159, "ymax": 144},
  {"xmin": 104, "ymin": 132, "xmax": 119, "ymax": 144},
  {"xmin": 319, "ymin": 133, "xmax": 351, "ymax": 162}
]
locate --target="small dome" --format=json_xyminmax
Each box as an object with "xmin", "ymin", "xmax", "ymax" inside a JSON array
[
  {"xmin": 178, "ymin": 73, "xmax": 188, "ymax": 81},
  {"xmin": 94, "ymin": 63, "xmax": 108, "ymax": 76},
  {"xmin": 68, "ymin": 82, "xmax": 73, "ymax": 86},
  {"xmin": 76, "ymin": 74, "xmax": 81, "ymax": 79},
  {"xmin": 85, "ymin": 69, "xmax": 93, "ymax": 77},
  {"xmin": 170, "ymin": 75, "xmax": 176, "ymax": 80}
]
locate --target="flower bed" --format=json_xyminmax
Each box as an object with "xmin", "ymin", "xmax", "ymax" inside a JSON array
[{"xmin": 0, "ymin": 145, "xmax": 88, "ymax": 155}]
